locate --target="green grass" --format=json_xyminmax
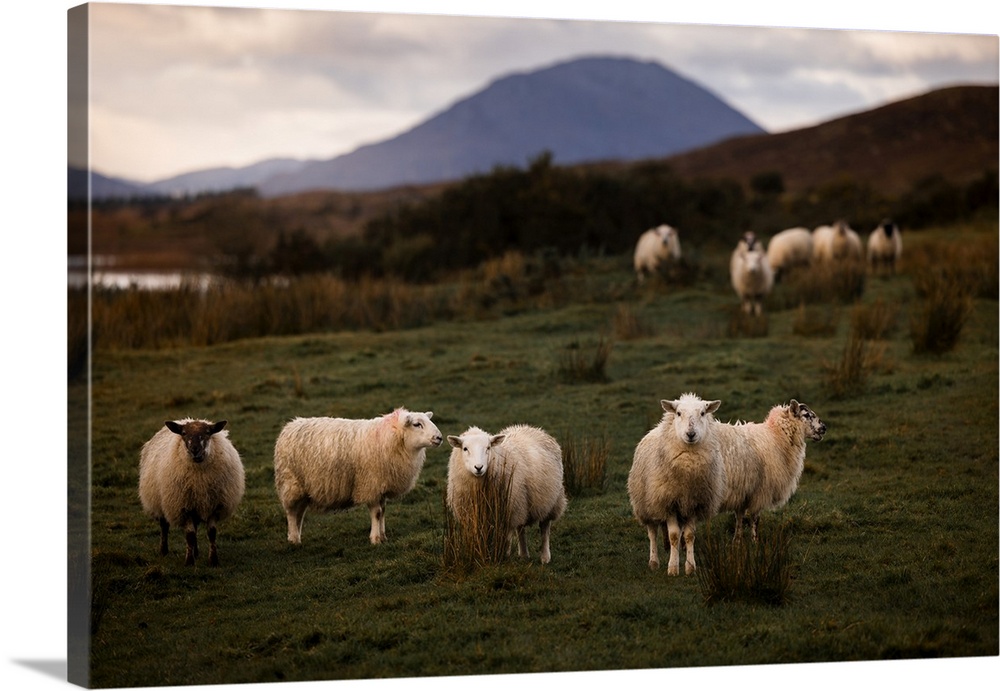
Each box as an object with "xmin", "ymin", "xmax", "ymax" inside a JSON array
[{"xmin": 77, "ymin": 224, "xmax": 998, "ymax": 687}]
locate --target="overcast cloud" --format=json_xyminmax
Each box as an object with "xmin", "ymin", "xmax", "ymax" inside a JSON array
[{"xmin": 76, "ymin": 2, "xmax": 999, "ymax": 183}]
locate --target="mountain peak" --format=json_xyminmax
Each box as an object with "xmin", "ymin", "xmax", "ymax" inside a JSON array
[{"xmin": 258, "ymin": 55, "xmax": 764, "ymax": 196}]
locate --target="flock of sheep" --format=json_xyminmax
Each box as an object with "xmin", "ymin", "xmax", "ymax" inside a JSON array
[
  {"xmin": 634, "ymin": 218, "xmax": 904, "ymax": 315},
  {"xmin": 138, "ymin": 391, "xmax": 825, "ymax": 575}
]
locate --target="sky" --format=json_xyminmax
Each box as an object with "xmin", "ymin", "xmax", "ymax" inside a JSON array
[{"xmin": 72, "ymin": 1, "xmax": 1000, "ymax": 183}]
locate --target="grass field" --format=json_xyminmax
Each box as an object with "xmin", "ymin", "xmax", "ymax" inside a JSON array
[{"xmin": 76, "ymin": 224, "xmax": 998, "ymax": 687}]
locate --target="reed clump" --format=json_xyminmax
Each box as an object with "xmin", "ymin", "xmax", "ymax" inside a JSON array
[
  {"xmin": 441, "ymin": 472, "xmax": 515, "ymax": 579},
  {"xmin": 561, "ymin": 432, "xmax": 610, "ymax": 496},
  {"xmin": 697, "ymin": 520, "xmax": 795, "ymax": 607},
  {"xmin": 557, "ymin": 336, "xmax": 613, "ymax": 383}
]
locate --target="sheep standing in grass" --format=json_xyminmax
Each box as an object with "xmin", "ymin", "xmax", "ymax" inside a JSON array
[
  {"xmin": 714, "ymin": 400, "xmax": 827, "ymax": 541},
  {"xmin": 138, "ymin": 418, "xmax": 245, "ymax": 567},
  {"xmin": 633, "ymin": 224, "xmax": 682, "ymax": 283},
  {"xmin": 766, "ymin": 227, "xmax": 813, "ymax": 280},
  {"xmin": 867, "ymin": 218, "xmax": 903, "ymax": 274},
  {"xmin": 813, "ymin": 220, "xmax": 863, "ymax": 263},
  {"xmin": 274, "ymin": 408, "xmax": 442, "ymax": 545},
  {"xmin": 447, "ymin": 424, "xmax": 566, "ymax": 564},
  {"xmin": 627, "ymin": 394, "xmax": 725, "ymax": 575},
  {"xmin": 730, "ymin": 233, "xmax": 774, "ymax": 315}
]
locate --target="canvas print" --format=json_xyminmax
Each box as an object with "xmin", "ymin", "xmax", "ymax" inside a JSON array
[{"xmin": 67, "ymin": 2, "xmax": 999, "ymax": 689}]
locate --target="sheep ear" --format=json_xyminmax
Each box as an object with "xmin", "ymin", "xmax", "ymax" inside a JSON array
[
  {"xmin": 489, "ymin": 434, "xmax": 506, "ymax": 447},
  {"xmin": 165, "ymin": 421, "xmax": 183, "ymax": 435},
  {"xmin": 789, "ymin": 400, "xmax": 801, "ymax": 414},
  {"xmin": 447, "ymin": 435, "xmax": 463, "ymax": 449},
  {"xmin": 706, "ymin": 400, "xmax": 722, "ymax": 414},
  {"xmin": 425, "ymin": 411, "xmax": 434, "ymax": 419},
  {"xmin": 210, "ymin": 420, "xmax": 228, "ymax": 435},
  {"xmin": 660, "ymin": 400, "xmax": 677, "ymax": 414}
]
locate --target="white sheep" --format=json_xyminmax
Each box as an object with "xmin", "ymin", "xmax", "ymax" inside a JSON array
[
  {"xmin": 714, "ymin": 400, "xmax": 826, "ymax": 541},
  {"xmin": 730, "ymin": 235, "xmax": 774, "ymax": 315},
  {"xmin": 867, "ymin": 218, "xmax": 903, "ymax": 274},
  {"xmin": 273, "ymin": 407, "xmax": 442, "ymax": 545},
  {"xmin": 633, "ymin": 224, "xmax": 682, "ymax": 283},
  {"xmin": 766, "ymin": 227, "xmax": 813, "ymax": 279},
  {"xmin": 446, "ymin": 424, "xmax": 567, "ymax": 564},
  {"xmin": 627, "ymin": 394, "xmax": 725, "ymax": 575},
  {"xmin": 138, "ymin": 418, "xmax": 245, "ymax": 566},
  {"xmin": 813, "ymin": 220, "xmax": 864, "ymax": 263}
]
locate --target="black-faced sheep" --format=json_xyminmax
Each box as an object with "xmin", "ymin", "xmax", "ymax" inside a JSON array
[
  {"xmin": 633, "ymin": 224, "xmax": 682, "ymax": 283},
  {"xmin": 867, "ymin": 218, "xmax": 903, "ymax": 274},
  {"xmin": 714, "ymin": 400, "xmax": 826, "ymax": 540},
  {"xmin": 730, "ymin": 234, "xmax": 774, "ymax": 315},
  {"xmin": 766, "ymin": 227, "xmax": 813, "ymax": 280},
  {"xmin": 273, "ymin": 408, "xmax": 442, "ymax": 545},
  {"xmin": 627, "ymin": 394, "xmax": 725, "ymax": 575},
  {"xmin": 446, "ymin": 424, "xmax": 567, "ymax": 564},
  {"xmin": 813, "ymin": 220, "xmax": 863, "ymax": 263},
  {"xmin": 138, "ymin": 418, "xmax": 245, "ymax": 566}
]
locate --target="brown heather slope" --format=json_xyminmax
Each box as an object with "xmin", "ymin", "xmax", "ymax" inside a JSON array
[{"xmin": 659, "ymin": 85, "xmax": 998, "ymax": 196}]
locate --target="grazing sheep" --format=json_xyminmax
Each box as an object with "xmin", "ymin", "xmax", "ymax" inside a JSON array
[
  {"xmin": 274, "ymin": 408, "xmax": 442, "ymax": 545},
  {"xmin": 627, "ymin": 394, "xmax": 725, "ymax": 575},
  {"xmin": 446, "ymin": 424, "xmax": 567, "ymax": 564},
  {"xmin": 766, "ymin": 227, "xmax": 813, "ymax": 279},
  {"xmin": 714, "ymin": 400, "xmax": 827, "ymax": 541},
  {"xmin": 138, "ymin": 418, "xmax": 245, "ymax": 566},
  {"xmin": 633, "ymin": 224, "xmax": 682, "ymax": 283},
  {"xmin": 813, "ymin": 220, "xmax": 863, "ymax": 263},
  {"xmin": 730, "ymin": 234, "xmax": 775, "ymax": 315},
  {"xmin": 867, "ymin": 218, "xmax": 903, "ymax": 274}
]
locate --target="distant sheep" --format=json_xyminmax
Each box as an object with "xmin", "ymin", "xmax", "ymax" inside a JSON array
[
  {"xmin": 138, "ymin": 418, "xmax": 245, "ymax": 566},
  {"xmin": 274, "ymin": 408, "xmax": 442, "ymax": 545},
  {"xmin": 730, "ymin": 234, "xmax": 774, "ymax": 315},
  {"xmin": 766, "ymin": 227, "xmax": 813, "ymax": 279},
  {"xmin": 813, "ymin": 220, "xmax": 863, "ymax": 263},
  {"xmin": 627, "ymin": 394, "xmax": 725, "ymax": 575},
  {"xmin": 714, "ymin": 400, "xmax": 826, "ymax": 540},
  {"xmin": 633, "ymin": 224, "xmax": 682, "ymax": 283},
  {"xmin": 446, "ymin": 424, "xmax": 567, "ymax": 563},
  {"xmin": 867, "ymin": 218, "xmax": 903, "ymax": 274}
]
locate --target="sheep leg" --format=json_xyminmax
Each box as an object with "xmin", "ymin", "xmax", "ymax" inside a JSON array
[
  {"xmin": 665, "ymin": 516, "xmax": 682, "ymax": 576},
  {"xmin": 538, "ymin": 520, "xmax": 552, "ymax": 564},
  {"xmin": 645, "ymin": 524, "xmax": 659, "ymax": 569},
  {"xmin": 750, "ymin": 514, "xmax": 760, "ymax": 543},
  {"xmin": 683, "ymin": 523, "xmax": 697, "ymax": 575},
  {"xmin": 207, "ymin": 522, "xmax": 219, "ymax": 567},
  {"xmin": 158, "ymin": 517, "xmax": 170, "ymax": 556},
  {"xmin": 516, "ymin": 526, "xmax": 529, "ymax": 558},
  {"xmin": 368, "ymin": 497, "xmax": 387, "ymax": 544},
  {"xmin": 284, "ymin": 498, "xmax": 308, "ymax": 544},
  {"xmin": 733, "ymin": 512, "xmax": 745, "ymax": 542},
  {"xmin": 183, "ymin": 518, "xmax": 199, "ymax": 566}
]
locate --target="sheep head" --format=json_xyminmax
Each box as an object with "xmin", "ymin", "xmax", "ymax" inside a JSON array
[
  {"xmin": 401, "ymin": 410, "xmax": 443, "ymax": 449},
  {"xmin": 447, "ymin": 428, "xmax": 506, "ymax": 478},
  {"xmin": 164, "ymin": 419, "xmax": 228, "ymax": 463},
  {"xmin": 661, "ymin": 395, "xmax": 721, "ymax": 445},
  {"xmin": 789, "ymin": 400, "xmax": 827, "ymax": 441}
]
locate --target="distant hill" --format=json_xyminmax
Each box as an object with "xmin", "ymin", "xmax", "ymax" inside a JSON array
[
  {"xmin": 68, "ymin": 167, "xmax": 150, "ymax": 201},
  {"xmin": 656, "ymin": 85, "xmax": 998, "ymax": 196},
  {"xmin": 256, "ymin": 55, "xmax": 765, "ymax": 196},
  {"xmin": 144, "ymin": 158, "xmax": 312, "ymax": 198}
]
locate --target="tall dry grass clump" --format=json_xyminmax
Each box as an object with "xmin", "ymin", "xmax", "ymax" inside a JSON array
[
  {"xmin": 697, "ymin": 520, "xmax": 795, "ymax": 606},
  {"xmin": 792, "ymin": 303, "xmax": 840, "ymax": 337},
  {"xmin": 727, "ymin": 308, "xmax": 769, "ymax": 338},
  {"xmin": 442, "ymin": 473, "xmax": 515, "ymax": 578},
  {"xmin": 773, "ymin": 260, "xmax": 866, "ymax": 308},
  {"xmin": 850, "ymin": 298, "xmax": 898, "ymax": 340},
  {"xmin": 611, "ymin": 303, "xmax": 655, "ymax": 340},
  {"xmin": 557, "ymin": 336, "xmax": 613, "ymax": 383},
  {"xmin": 561, "ymin": 432, "xmax": 610, "ymax": 496},
  {"xmin": 825, "ymin": 324, "xmax": 883, "ymax": 398}
]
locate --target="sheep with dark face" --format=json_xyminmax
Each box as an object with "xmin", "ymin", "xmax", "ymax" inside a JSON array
[
  {"xmin": 627, "ymin": 394, "xmax": 725, "ymax": 575},
  {"xmin": 867, "ymin": 218, "xmax": 903, "ymax": 274},
  {"xmin": 138, "ymin": 418, "xmax": 245, "ymax": 566}
]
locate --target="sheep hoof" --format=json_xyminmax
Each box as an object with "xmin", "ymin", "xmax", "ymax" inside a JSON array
[
  {"xmin": 667, "ymin": 564, "xmax": 679, "ymax": 576},
  {"xmin": 685, "ymin": 563, "xmax": 696, "ymax": 575},
  {"xmin": 648, "ymin": 559, "xmax": 659, "ymax": 570}
]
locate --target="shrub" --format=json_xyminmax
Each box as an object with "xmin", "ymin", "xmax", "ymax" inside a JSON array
[
  {"xmin": 557, "ymin": 336, "xmax": 613, "ymax": 384},
  {"xmin": 561, "ymin": 433, "xmax": 610, "ymax": 496},
  {"xmin": 773, "ymin": 260, "xmax": 866, "ymax": 308},
  {"xmin": 910, "ymin": 269, "xmax": 975, "ymax": 355},
  {"xmin": 441, "ymin": 473, "xmax": 515, "ymax": 578},
  {"xmin": 697, "ymin": 519, "xmax": 795, "ymax": 607},
  {"xmin": 825, "ymin": 322, "xmax": 885, "ymax": 398}
]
